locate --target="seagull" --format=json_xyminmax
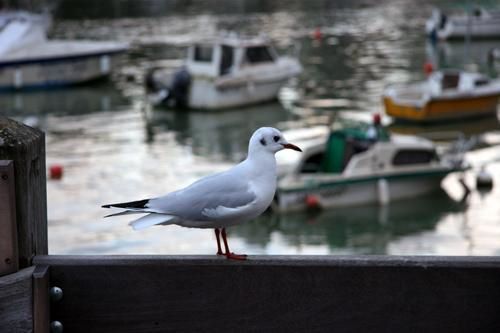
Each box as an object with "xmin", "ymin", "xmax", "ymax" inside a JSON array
[{"xmin": 102, "ymin": 127, "xmax": 301, "ymax": 260}]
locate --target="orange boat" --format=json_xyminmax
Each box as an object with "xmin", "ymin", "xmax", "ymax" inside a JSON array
[{"xmin": 383, "ymin": 70, "xmax": 500, "ymax": 123}]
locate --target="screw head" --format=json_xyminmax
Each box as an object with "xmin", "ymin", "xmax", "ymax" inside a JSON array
[
  {"xmin": 50, "ymin": 286, "xmax": 63, "ymax": 302},
  {"xmin": 50, "ymin": 320, "xmax": 63, "ymax": 333}
]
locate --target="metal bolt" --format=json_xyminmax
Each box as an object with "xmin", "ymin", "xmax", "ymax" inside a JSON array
[
  {"xmin": 4, "ymin": 258, "xmax": 11, "ymax": 265},
  {"xmin": 1, "ymin": 174, "xmax": 7, "ymax": 180},
  {"xmin": 50, "ymin": 321, "xmax": 63, "ymax": 333},
  {"xmin": 50, "ymin": 286, "xmax": 63, "ymax": 302}
]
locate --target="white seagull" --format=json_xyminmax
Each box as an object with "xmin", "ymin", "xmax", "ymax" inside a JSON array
[{"xmin": 102, "ymin": 127, "xmax": 301, "ymax": 260}]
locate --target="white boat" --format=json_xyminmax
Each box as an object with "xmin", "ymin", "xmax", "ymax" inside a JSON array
[
  {"xmin": 426, "ymin": 7, "xmax": 500, "ymax": 40},
  {"xmin": 146, "ymin": 33, "xmax": 302, "ymax": 110},
  {"xmin": 383, "ymin": 70, "xmax": 500, "ymax": 123},
  {"xmin": 274, "ymin": 121, "xmax": 469, "ymax": 212},
  {"xmin": 0, "ymin": 11, "xmax": 128, "ymax": 90}
]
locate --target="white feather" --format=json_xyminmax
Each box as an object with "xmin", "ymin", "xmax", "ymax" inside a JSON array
[
  {"xmin": 104, "ymin": 210, "xmax": 145, "ymax": 218},
  {"xmin": 129, "ymin": 213, "xmax": 175, "ymax": 230}
]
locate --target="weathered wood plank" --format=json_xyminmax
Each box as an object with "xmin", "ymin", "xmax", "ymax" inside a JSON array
[
  {"xmin": 0, "ymin": 160, "xmax": 18, "ymax": 276},
  {"xmin": 0, "ymin": 117, "xmax": 48, "ymax": 268},
  {"xmin": 34, "ymin": 255, "xmax": 500, "ymax": 333},
  {"xmin": 0, "ymin": 266, "xmax": 35, "ymax": 333},
  {"xmin": 33, "ymin": 265, "xmax": 50, "ymax": 333}
]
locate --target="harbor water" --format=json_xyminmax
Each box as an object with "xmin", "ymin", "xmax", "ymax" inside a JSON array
[{"xmin": 2, "ymin": 0, "xmax": 500, "ymax": 255}]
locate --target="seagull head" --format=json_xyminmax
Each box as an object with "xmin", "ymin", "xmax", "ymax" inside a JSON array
[{"xmin": 248, "ymin": 127, "xmax": 302, "ymax": 156}]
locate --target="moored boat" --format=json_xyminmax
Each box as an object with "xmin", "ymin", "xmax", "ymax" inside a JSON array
[
  {"xmin": 145, "ymin": 33, "xmax": 302, "ymax": 110},
  {"xmin": 0, "ymin": 11, "xmax": 128, "ymax": 90},
  {"xmin": 274, "ymin": 118, "xmax": 469, "ymax": 212},
  {"xmin": 383, "ymin": 70, "xmax": 500, "ymax": 123},
  {"xmin": 426, "ymin": 7, "xmax": 500, "ymax": 40}
]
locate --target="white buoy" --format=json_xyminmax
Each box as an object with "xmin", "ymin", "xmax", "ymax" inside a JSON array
[
  {"xmin": 378, "ymin": 178, "xmax": 390, "ymax": 205},
  {"xmin": 476, "ymin": 167, "xmax": 493, "ymax": 189}
]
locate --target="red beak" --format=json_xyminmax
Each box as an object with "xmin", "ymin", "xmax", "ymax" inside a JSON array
[{"xmin": 283, "ymin": 143, "xmax": 302, "ymax": 152}]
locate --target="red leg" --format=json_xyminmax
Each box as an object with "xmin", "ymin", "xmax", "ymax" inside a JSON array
[
  {"xmin": 221, "ymin": 228, "xmax": 247, "ymax": 260},
  {"xmin": 214, "ymin": 228, "xmax": 223, "ymax": 255}
]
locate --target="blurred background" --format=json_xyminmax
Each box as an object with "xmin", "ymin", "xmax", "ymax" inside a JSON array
[{"xmin": 2, "ymin": 0, "xmax": 500, "ymax": 255}]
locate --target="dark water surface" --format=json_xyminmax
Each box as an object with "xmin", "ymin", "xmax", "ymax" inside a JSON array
[{"xmin": 2, "ymin": 0, "xmax": 500, "ymax": 255}]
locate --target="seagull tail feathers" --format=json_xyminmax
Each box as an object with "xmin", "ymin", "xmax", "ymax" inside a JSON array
[
  {"xmin": 103, "ymin": 210, "xmax": 146, "ymax": 218},
  {"xmin": 102, "ymin": 198, "xmax": 150, "ymax": 209},
  {"xmin": 129, "ymin": 213, "xmax": 175, "ymax": 230}
]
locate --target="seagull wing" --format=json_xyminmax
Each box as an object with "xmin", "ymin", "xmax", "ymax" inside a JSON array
[{"xmin": 148, "ymin": 170, "xmax": 257, "ymax": 221}]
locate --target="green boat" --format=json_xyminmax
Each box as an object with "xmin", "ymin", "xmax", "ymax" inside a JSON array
[{"xmin": 275, "ymin": 122, "xmax": 469, "ymax": 212}]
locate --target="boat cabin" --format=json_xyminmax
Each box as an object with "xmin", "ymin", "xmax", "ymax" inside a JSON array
[
  {"xmin": 297, "ymin": 127, "xmax": 438, "ymax": 175},
  {"xmin": 185, "ymin": 36, "xmax": 278, "ymax": 78},
  {"xmin": 429, "ymin": 70, "xmax": 490, "ymax": 93}
]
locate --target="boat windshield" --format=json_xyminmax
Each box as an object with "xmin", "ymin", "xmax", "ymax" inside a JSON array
[{"xmin": 442, "ymin": 72, "xmax": 460, "ymax": 90}]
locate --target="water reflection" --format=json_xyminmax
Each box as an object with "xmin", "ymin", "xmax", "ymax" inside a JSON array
[
  {"xmin": 0, "ymin": 82, "xmax": 130, "ymax": 118},
  {"xmin": 389, "ymin": 113, "xmax": 500, "ymax": 138},
  {"xmin": 145, "ymin": 102, "xmax": 295, "ymax": 161},
  {"xmin": 234, "ymin": 190, "xmax": 467, "ymax": 254}
]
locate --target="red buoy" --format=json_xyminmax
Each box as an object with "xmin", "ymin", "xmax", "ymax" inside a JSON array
[
  {"xmin": 305, "ymin": 194, "xmax": 320, "ymax": 209},
  {"xmin": 423, "ymin": 61, "xmax": 434, "ymax": 76},
  {"xmin": 50, "ymin": 164, "xmax": 63, "ymax": 180},
  {"xmin": 313, "ymin": 27, "xmax": 322, "ymax": 40}
]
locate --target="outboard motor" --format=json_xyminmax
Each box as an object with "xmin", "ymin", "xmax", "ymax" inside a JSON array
[
  {"xmin": 145, "ymin": 66, "xmax": 191, "ymax": 108},
  {"xmin": 170, "ymin": 67, "xmax": 191, "ymax": 109}
]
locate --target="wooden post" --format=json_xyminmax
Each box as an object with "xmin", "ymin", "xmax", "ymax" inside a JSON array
[
  {"xmin": 0, "ymin": 117, "xmax": 48, "ymax": 268},
  {"xmin": 33, "ymin": 265, "xmax": 50, "ymax": 333},
  {"xmin": 0, "ymin": 266, "xmax": 35, "ymax": 333},
  {"xmin": 0, "ymin": 160, "xmax": 18, "ymax": 276}
]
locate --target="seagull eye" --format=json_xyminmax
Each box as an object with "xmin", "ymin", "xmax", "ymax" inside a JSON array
[{"xmin": 273, "ymin": 135, "xmax": 280, "ymax": 142}]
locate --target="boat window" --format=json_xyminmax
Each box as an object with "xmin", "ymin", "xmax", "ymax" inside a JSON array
[
  {"xmin": 245, "ymin": 46, "xmax": 274, "ymax": 64},
  {"xmin": 342, "ymin": 138, "xmax": 372, "ymax": 168},
  {"xmin": 441, "ymin": 73, "xmax": 460, "ymax": 90},
  {"xmin": 193, "ymin": 45, "xmax": 213, "ymax": 62},
  {"xmin": 300, "ymin": 152, "xmax": 324, "ymax": 173},
  {"xmin": 220, "ymin": 45, "xmax": 234, "ymax": 76},
  {"xmin": 392, "ymin": 149, "xmax": 437, "ymax": 166},
  {"xmin": 475, "ymin": 78, "xmax": 489, "ymax": 87}
]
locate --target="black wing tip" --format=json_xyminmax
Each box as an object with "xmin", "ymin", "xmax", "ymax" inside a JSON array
[{"xmin": 101, "ymin": 199, "xmax": 150, "ymax": 209}]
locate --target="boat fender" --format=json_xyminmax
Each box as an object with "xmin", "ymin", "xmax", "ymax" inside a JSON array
[
  {"xmin": 377, "ymin": 178, "xmax": 389, "ymax": 205},
  {"xmin": 476, "ymin": 167, "xmax": 493, "ymax": 189}
]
